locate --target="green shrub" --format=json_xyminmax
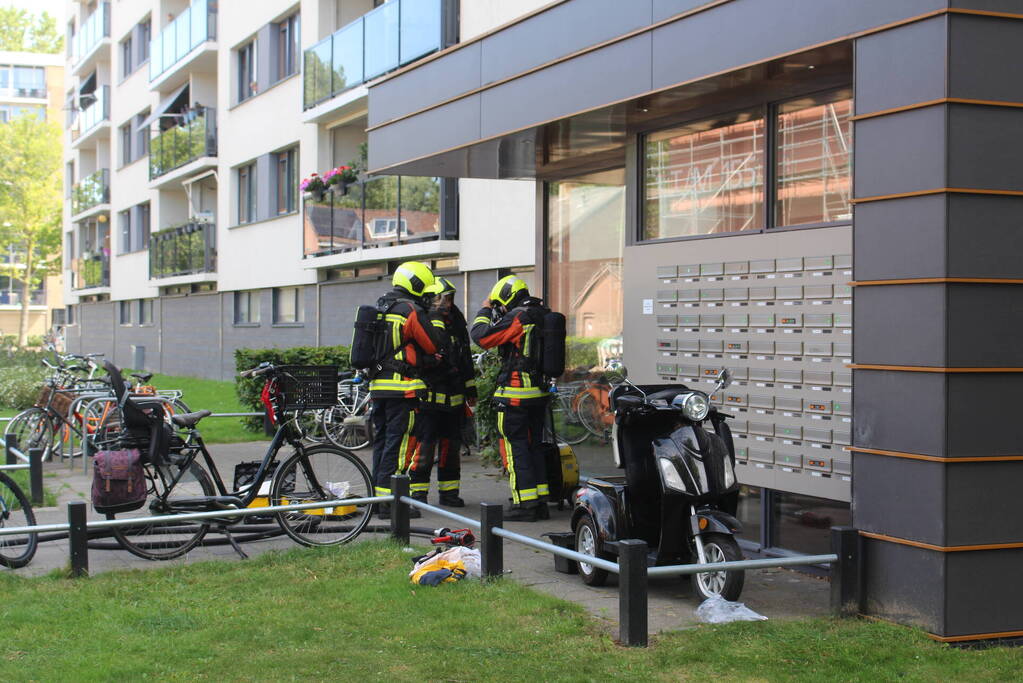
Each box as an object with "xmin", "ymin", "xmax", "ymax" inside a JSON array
[
  {"xmin": 469, "ymin": 348, "xmax": 502, "ymax": 468},
  {"xmin": 0, "ymin": 365, "xmax": 47, "ymax": 410},
  {"xmin": 2, "ymin": 347, "xmax": 50, "ymax": 368},
  {"xmin": 26, "ymin": 335, "xmax": 44, "ymax": 348},
  {"xmin": 565, "ymin": 336, "xmax": 603, "ymax": 372},
  {"xmin": 234, "ymin": 346, "xmax": 352, "ymax": 432}
]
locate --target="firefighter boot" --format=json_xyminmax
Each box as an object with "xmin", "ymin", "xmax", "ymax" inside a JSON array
[
  {"xmin": 438, "ymin": 492, "xmax": 465, "ymax": 508},
  {"xmin": 504, "ymin": 502, "xmax": 540, "ymax": 522}
]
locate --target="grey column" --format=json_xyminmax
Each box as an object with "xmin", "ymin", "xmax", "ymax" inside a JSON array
[{"xmin": 852, "ymin": 10, "xmax": 1023, "ymax": 641}]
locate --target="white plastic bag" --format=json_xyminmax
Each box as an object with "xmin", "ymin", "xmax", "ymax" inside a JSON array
[{"xmin": 696, "ymin": 595, "xmax": 768, "ymax": 624}]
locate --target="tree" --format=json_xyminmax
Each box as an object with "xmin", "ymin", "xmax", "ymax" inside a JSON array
[
  {"xmin": 0, "ymin": 9, "xmax": 64, "ymax": 54},
  {"xmin": 0, "ymin": 117, "xmax": 63, "ymax": 347}
]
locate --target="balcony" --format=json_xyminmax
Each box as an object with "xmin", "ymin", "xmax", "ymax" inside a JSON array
[
  {"xmin": 0, "ymin": 290, "xmax": 45, "ymax": 307},
  {"xmin": 149, "ymin": 107, "xmax": 217, "ymax": 181},
  {"xmin": 72, "ymin": 85, "xmax": 110, "ymax": 147},
  {"xmin": 71, "ymin": 169, "xmax": 110, "ymax": 218},
  {"xmin": 149, "ymin": 221, "xmax": 216, "ymax": 279},
  {"xmin": 71, "ymin": 2, "xmax": 110, "ymax": 73},
  {"xmin": 303, "ymin": 0, "xmax": 453, "ymax": 110},
  {"xmin": 303, "ymin": 176, "xmax": 456, "ymax": 260},
  {"xmin": 149, "ymin": 0, "xmax": 217, "ymax": 86},
  {"xmin": 72, "ymin": 254, "xmax": 110, "ymax": 290}
]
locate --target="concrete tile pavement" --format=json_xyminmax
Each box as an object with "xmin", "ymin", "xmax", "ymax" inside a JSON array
[{"xmin": 13, "ymin": 442, "xmax": 829, "ymax": 635}]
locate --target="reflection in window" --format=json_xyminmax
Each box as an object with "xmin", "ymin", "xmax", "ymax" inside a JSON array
[
  {"xmin": 234, "ymin": 290, "xmax": 259, "ymax": 324},
  {"xmin": 776, "ymin": 92, "xmax": 853, "ymax": 226},
  {"xmin": 736, "ymin": 485, "xmax": 762, "ymax": 548},
  {"xmin": 138, "ymin": 299, "xmax": 153, "ymax": 325},
  {"xmin": 771, "ymin": 491, "xmax": 850, "ymax": 556},
  {"xmin": 644, "ymin": 111, "xmax": 764, "ymax": 239},
  {"xmin": 273, "ymin": 286, "xmax": 302, "ymax": 324}
]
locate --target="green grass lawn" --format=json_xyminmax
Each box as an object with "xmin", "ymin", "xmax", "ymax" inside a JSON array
[
  {"xmin": 146, "ymin": 372, "xmax": 263, "ymax": 444},
  {"xmin": 1, "ymin": 541, "xmax": 1023, "ymax": 681}
]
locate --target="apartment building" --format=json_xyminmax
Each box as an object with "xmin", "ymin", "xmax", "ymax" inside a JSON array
[
  {"xmin": 0, "ymin": 50, "xmax": 64, "ymax": 340},
  {"xmin": 62, "ymin": 0, "xmax": 536, "ymax": 378}
]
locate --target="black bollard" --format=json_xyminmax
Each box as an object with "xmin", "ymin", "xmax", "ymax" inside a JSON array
[
  {"xmin": 480, "ymin": 502, "xmax": 504, "ymax": 579},
  {"xmin": 5, "ymin": 433, "xmax": 17, "ymax": 465},
  {"xmin": 390, "ymin": 474, "xmax": 410, "ymax": 545},
  {"xmin": 68, "ymin": 501, "xmax": 89, "ymax": 578},
  {"xmin": 618, "ymin": 539, "xmax": 648, "ymax": 647},
  {"xmin": 28, "ymin": 447, "xmax": 43, "ymax": 506},
  {"xmin": 830, "ymin": 526, "xmax": 862, "ymax": 617}
]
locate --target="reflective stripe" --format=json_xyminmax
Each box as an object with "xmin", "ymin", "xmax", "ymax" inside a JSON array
[
  {"xmin": 498, "ymin": 411, "xmax": 518, "ymax": 504},
  {"xmin": 397, "ymin": 411, "xmax": 416, "ymax": 472},
  {"xmin": 375, "ymin": 486, "xmax": 391, "ymax": 496},
  {"xmin": 425, "ymin": 391, "xmax": 465, "ymax": 406},
  {"xmin": 370, "ymin": 378, "xmax": 426, "ymax": 392},
  {"xmin": 438, "ymin": 480, "xmax": 459, "ymax": 491},
  {"xmin": 465, "ymin": 378, "xmax": 476, "ymax": 388},
  {"xmin": 431, "ymin": 320, "xmax": 445, "ymax": 328},
  {"xmin": 410, "ymin": 482, "xmax": 430, "ymax": 493},
  {"xmin": 537, "ymin": 483, "xmax": 550, "ymax": 497},
  {"xmin": 494, "ymin": 386, "xmax": 547, "ymax": 399},
  {"xmin": 473, "ymin": 316, "xmax": 490, "ymax": 325},
  {"xmin": 518, "ymin": 487, "xmax": 538, "ymax": 502}
]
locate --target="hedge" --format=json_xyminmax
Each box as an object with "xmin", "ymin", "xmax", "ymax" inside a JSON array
[{"xmin": 234, "ymin": 346, "xmax": 352, "ymax": 432}]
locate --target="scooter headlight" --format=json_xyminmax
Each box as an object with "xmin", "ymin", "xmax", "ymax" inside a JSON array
[
  {"xmin": 723, "ymin": 459, "xmax": 736, "ymax": 488},
  {"xmin": 673, "ymin": 392, "xmax": 710, "ymax": 422},
  {"xmin": 657, "ymin": 457, "xmax": 689, "ymax": 493}
]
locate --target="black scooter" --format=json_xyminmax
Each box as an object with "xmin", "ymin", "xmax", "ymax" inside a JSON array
[{"xmin": 571, "ymin": 365, "xmax": 745, "ymax": 601}]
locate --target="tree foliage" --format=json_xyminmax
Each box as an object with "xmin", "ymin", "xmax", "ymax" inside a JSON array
[
  {"xmin": 0, "ymin": 9, "xmax": 64, "ymax": 54},
  {"xmin": 0, "ymin": 117, "xmax": 63, "ymax": 346}
]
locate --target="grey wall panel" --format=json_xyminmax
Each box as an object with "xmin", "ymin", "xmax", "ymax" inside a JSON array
[
  {"xmin": 79, "ymin": 302, "xmax": 115, "ymax": 359},
  {"xmin": 853, "ymin": 196, "xmax": 946, "ymax": 281},
  {"xmin": 947, "ymin": 105, "xmax": 1023, "ymax": 191},
  {"xmin": 949, "ymin": 14, "xmax": 1023, "ymax": 102},
  {"xmin": 467, "ymin": 269, "xmax": 499, "ymax": 318},
  {"xmin": 946, "ymin": 463, "xmax": 1023, "ymax": 546},
  {"xmin": 946, "ymin": 550, "xmax": 1023, "ymax": 636},
  {"xmin": 947, "ymin": 285, "xmax": 1023, "ymax": 366},
  {"xmin": 947, "ymin": 195, "xmax": 1023, "ymax": 278},
  {"xmin": 853, "ymin": 106, "xmax": 947, "ymax": 198},
  {"xmin": 479, "ymin": 33, "xmax": 653, "ymax": 141},
  {"xmin": 652, "ymin": 0, "xmax": 718, "ymax": 23},
  {"xmin": 852, "ymin": 370, "xmax": 946, "ymax": 456},
  {"xmin": 947, "ymin": 375, "xmax": 1023, "ymax": 457},
  {"xmin": 651, "ymin": 0, "xmax": 943, "ymax": 92},
  {"xmin": 950, "ymin": 0, "xmax": 1023, "ymax": 12},
  {"xmin": 113, "ymin": 323, "xmax": 160, "ymax": 371},
  {"xmin": 853, "ymin": 16, "xmax": 947, "ymax": 116},
  {"xmin": 220, "ymin": 288, "xmax": 318, "ymax": 379},
  {"xmin": 319, "ymin": 279, "xmax": 386, "ymax": 347},
  {"xmin": 369, "ymin": 94, "xmax": 481, "ymax": 171},
  {"xmin": 160, "ymin": 294, "xmax": 221, "ymax": 379},
  {"xmin": 861, "ymin": 538, "xmax": 945, "ymax": 635},
  {"xmin": 368, "ymin": 41, "xmax": 482, "ymax": 128},
  {"xmin": 480, "ymin": 0, "xmax": 652, "ymax": 86},
  {"xmin": 853, "ymin": 284, "xmax": 946, "ymax": 366},
  {"xmin": 853, "ymin": 453, "xmax": 946, "ymax": 545}
]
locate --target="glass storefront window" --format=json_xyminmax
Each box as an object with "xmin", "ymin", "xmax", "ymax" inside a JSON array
[
  {"xmin": 546, "ymin": 169, "xmax": 625, "ymax": 472},
  {"xmin": 771, "ymin": 491, "xmax": 850, "ymax": 556},
  {"xmin": 775, "ymin": 91, "xmax": 853, "ymax": 226},
  {"xmin": 643, "ymin": 110, "xmax": 764, "ymax": 239},
  {"xmin": 736, "ymin": 485, "xmax": 762, "ymax": 548}
]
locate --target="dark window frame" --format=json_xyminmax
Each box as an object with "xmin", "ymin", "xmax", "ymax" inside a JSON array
[
  {"xmin": 237, "ymin": 40, "xmax": 257, "ymax": 103},
  {"xmin": 272, "ymin": 286, "xmax": 302, "ymax": 324},
  {"xmin": 120, "ymin": 34, "xmax": 133, "ymax": 79},
  {"xmin": 138, "ymin": 298, "xmax": 153, "ymax": 325},
  {"xmin": 233, "ymin": 290, "xmax": 260, "ymax": 325},
  {"xmin": 118, "ymin": 300, "xmax": 132, "ymax": 326},
  {"xmin": 274, "ymin": 146, "xmax": 298, "ymax": 215},
  {"xmin": 275, "ymin": 13, "xmax": 300, "ymax": 82},
  {"xmin": 237, "ymin": 162, "xmax": 257, "ymax": 224},
  {"xmin": 118, "ymin": 209, "xmax": 131, "ymax": 254}
]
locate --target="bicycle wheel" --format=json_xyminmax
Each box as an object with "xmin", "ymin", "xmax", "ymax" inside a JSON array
[
  {"xmin": 321, "ymin": 404, "xmax": 372, "ymax": 450},
  {"xmin": 576, "ymin": 391, "xmax": 610, "ymax": 440},
  {"xmin": 0, "ymin": 472, "xmax": 37, "ymax": 569},
  {"xmin": 271, "ymin": 444, "xmax": 373, "ymax": 547},
  {"xmin": 4, "ymin": 407, "xmax": 55, "ymax": 460},
  {"xmin": 109, "ymin": 461, "xmax": 214, "ymax": 561},
  {"xmin": 551, "ymin": 396, "xmax": 588, "ymax": 445}
]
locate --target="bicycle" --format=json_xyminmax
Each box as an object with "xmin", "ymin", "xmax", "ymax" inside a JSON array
[
  {"xmin": 96, "ymin": 361, "xmax": 373, "ymax": 560},
  {"xmin": 319, "ymin": 370, "xmax": 372, "ymax": 450},
  {"xmin": 0, "ymin": 469, "xmax": 37, "ymax": 569}
]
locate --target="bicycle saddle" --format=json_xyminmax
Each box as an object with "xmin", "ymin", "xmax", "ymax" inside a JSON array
[
  {"xmin": 171, "ymin": 409, "xmax": 212, "ymax": 428},
  {"xmin": 131, "ymin": 372, "xmax": 153, "ymax": 383}
]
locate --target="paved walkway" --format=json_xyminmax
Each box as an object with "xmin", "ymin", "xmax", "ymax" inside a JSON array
[{"xmin": 17, "ymin": 441, "xmax": 829, "ymax": 636}]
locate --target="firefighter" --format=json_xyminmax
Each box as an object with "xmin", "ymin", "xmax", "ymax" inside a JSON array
[
  {"xmin": 470, "ymin": 275, "xmax": 552, "ymax": 522},
  {"xmin": 367, "ymin": 260, "xmax": 444, "ymax": 519},
  {"xmin": 409, "ymin": 277, "xmax": 476, "ymax": 508}
]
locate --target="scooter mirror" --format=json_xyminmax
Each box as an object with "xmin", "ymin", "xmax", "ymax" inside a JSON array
[
  {"xmin": 606, "ymin": 360, "xmax": 628, "ymax": 382},
  {"xmin": 716, "ymin": 367, "xmax": 733, "ymax": 389}
]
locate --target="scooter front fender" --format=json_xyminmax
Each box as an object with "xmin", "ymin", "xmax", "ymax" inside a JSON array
[
  {"xmin": 698, "ymin": 509, "xmax": 743, "ymax": 536},
  {"xmin": 571, "ymin": 487, "xmax": 618, "ymax": 544}
]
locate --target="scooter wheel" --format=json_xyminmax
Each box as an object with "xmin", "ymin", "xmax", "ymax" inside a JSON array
[
  {"xmin": 576, "ymin": 515, "xmax": 611, "ymax": 587},
  {"xmin": 693, "ymin": 533, "xmax": 745, "ymax": 602}
]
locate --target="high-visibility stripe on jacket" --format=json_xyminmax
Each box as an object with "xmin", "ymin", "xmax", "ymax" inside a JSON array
[
  {"xmin": 368, "ymin": 292, "xmax": 443, "ymax": 398},
  {"xmin": 470, "ymin": 299, "xmax": 549, "ymax": 406},
  {"xmin": 421, "ymin": 304, "xmax": 476, "ymax": 410}
]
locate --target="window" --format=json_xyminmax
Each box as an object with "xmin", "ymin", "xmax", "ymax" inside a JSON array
[
  {"xmin": 120, "ymin": 35, "xmax": 133, "ymax": 78},
  {"xmin": 119, "ymin": 122, "xmax": 132, "ymax": 166},
  {"xmin": 234, "ymin": 290, "xmax": 260, "ymax": 324},
  {"xmin": 119, "ymin": 300, "xmax": 132, "ymax": 325},
  {"xmin": 66, "ymin": 304, "xmax": 76, "ymax": 325},
  {"xmin": 775, "ymin": 91, "xmax": 853, "ymax": 227},
  {"xmin": 644, "ymin": 110, "xmax": 765, "ymax": 240},
  {"xmin": 66, "ymin": 161, "xmax": 74, "ymax": 199},
  {"xmin": 273, "ymin": 287, "xmax": 302, "ymax": 324},
  {"xmin": 274, "ymin": 147, "xmax": 298, "ymax": 214},
  {"xmin": 770, "ymin": 492, "xmax": 850, "ymax": 556},
  {"xmin": 135, "ymin": 110, "xmax": 149, "ymax": 159},
  {"xmin": 135, "ymin": 202, "xmax": 151, "ymax": 251},
  {"xmin": 118, "ymin": 210, "xmax": 131, "ymax": 254},
  {"xmin": 237, "ymin": 41, "xmax": 257, "ymax": 102},
  {"xmin": 371, "ymin": 218, "xmax": 406, "ymax": 237},
  {"xmin": 137, "ymin": 19, "xmax": 151, "ymax": 64},
  {"xmin": 12, "ymin": 66, "xmax": 44, "ymax": 97},
  {"xmin": 276, "ymin": 14, "xmax": 300, "ymax": 81},
  {"xmin": 138, "ymin": 299, "xmax": 153, "ymax": 325},
  {"xmin": 238, "ymin": 163, "xmax": 256, "ymax": 224}
]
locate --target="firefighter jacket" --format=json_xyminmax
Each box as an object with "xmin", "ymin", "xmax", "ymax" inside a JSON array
[
  {"xmin": 470, "ymin": 297, "xmax": 548, "ymax": 406},
  {"xmin": 422, "ymin": 304, "xmax": 477, "ymax": 410},
  {"xmin": 368, "ymin": 289, "xmax": 444, "ymax": 398}
]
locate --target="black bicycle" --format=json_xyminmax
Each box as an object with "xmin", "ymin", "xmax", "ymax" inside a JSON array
[
  {"xmin": 96, "ymin": 361, "xmax": 374, "ymax": 560},
  {"xmin": 0, "ymin": 470, "xmax": 37, "ymax": 568}
]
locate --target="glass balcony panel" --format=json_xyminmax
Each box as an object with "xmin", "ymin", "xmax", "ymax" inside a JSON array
[
  {"xmin": 363, "ymin": 1, "xmax": 400, "ymax": 81},
  {"xmin": 400, "ymin": 0, "xmax": 442, "ymax": 64},
  {"xmin": 363, "ymin": 176, "xmax": 400, "ymax": 248},
  {"xmin": 72, "ymin": 254, "xmax": 110, "ymax": 289},
  {"xmin": 303, "ymin": 37, "xmax": 333, "ymax": 109},
  {"xmin": 161, "ymin": 23, "xmax": 176, "ymax": 72},
  {"xmin": 149, "ymin": 222, "xmax": 216, "ymax": 278},
  {"xmin": 175, "ymin": 12, "xmax": 191, "ymax": 59},
  {"xmin": 190, "ymin": 0, "xmax": 210, "ymax": 50},
  {"xmin": 332, "ymin": 19, "xmax": 364, "ymax": 94},
  {"xmin": 303, "ymin": 183, "xmax": 363, "ymax": 257},
  {"xmin": 149, "ymin": 107, "xmax": 217, "ymax": 179},
  {"xmin": 74, "ymin": 2, "xmax": 110, "ymax": 63},
  {"xmin": 150, "ymin": 0, "xmax": 215, "ymax": 82},
  {"xmin": 79, "ymin": 86, "xmax": 110, "ymax": 134},
  {"xmin": 398, "ymin": 176, "xmax": 441, "ymax": 242},
  {"xmin": 71, "ymin": 169, "xmax": 110, "ymax": 215},
  {"xmin": 149, "ymin": 34, "xmax": 164, "ymax": 80}
]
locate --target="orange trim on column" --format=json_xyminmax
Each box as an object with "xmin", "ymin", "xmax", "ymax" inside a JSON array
[
  {"xmin": 859, "ymin": 530, "xmax": 1023, "ymax": 552},
  {"xmin": 852, "ymin": 188, "xmax": 1023, "ymax": 204},
  {"xmin": 861, "ymin": 613, "xmax": 1023, "ymax": 644},
  {"xmin": 849, "ymin": 446, "xmax": 1023, "ymax": 463},
  {"xmin": 851, "ymin": 97, "xmax": 1023, "ymax": 122}
]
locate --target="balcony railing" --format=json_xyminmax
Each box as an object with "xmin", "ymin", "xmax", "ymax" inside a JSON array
[
  {"xmin": 77, "ymin": 85, "xmax": 110, "ymax": 136},
  {"xmin": 149, "ymin": 0, "xmax": 217, "ymax": 82},
  {"xmin": 0, "ymin": 86, "xmax": 47, "ymax": 99},
  {"xmin": 71, "ymin": 169, "xmax": 110, "ymax": 215},
  {"xmin": 149, "ymin": 221, "xmax": 216, "ymax": 279},
  {"xmin": 72, "ymin": 254, "xmax": 110, "ymax": 290},
  {"xmin": 149, "ymin": 107, "xmax": 217, "ymax": 180},
  {"xmin": 72, "ymin": 2, "xmax": 110, "ymax": 64},
  {"xmin": 0, "ymin": 290, "xmax": 45, "ymax": 306},
  {"xmin": 303, "ymin": 176, "xmax": 450, "ymax": 258},
  {"xmin": 303, "ymin": 0, "xmax": 451, "ymax": 109}
]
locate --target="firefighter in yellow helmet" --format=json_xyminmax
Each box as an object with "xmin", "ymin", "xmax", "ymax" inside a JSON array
[
  {"xmin": 408, "ymin": 277, "xmax": 476, "ymax": 507},
  {"xmin": 367, "ymin": 261, "xmax": 444, "ymax": 519},
  {"xmin": 470, "ymin": 275, "xmax": 551, "ymax": 522}
]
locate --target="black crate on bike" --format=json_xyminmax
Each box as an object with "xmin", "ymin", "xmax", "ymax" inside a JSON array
[{"xmin": 278, "ymin": 365, "xmax": 339, "ymax": 411}]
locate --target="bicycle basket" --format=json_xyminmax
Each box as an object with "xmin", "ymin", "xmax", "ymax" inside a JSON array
[
  {"xmin": 278, "ymin": 366, "xmax": 339, "ymax": 411},
  {"xmin": 37, "ymin": 385, "xmax": 77, "ymax": 416}
]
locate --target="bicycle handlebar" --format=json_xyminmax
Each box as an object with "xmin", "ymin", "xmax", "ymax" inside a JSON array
[{"xmin": 240, "ymin": 363, "xmax": 274, "ymax": 379}]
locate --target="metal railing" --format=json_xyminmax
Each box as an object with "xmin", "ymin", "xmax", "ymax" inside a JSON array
[
  {"xmin": 72, "ymin": 253, "xmax": 110, "ymax": 289},
  {"xmin": 72, "ymin": 2, "xmax": 110, "ymax": 64},
  {"xmin": 71, "ymin": 169, "xmax": 110, "ymax": 216},
  {"xmin": 149, "ymin": 107, "xmax": 217, "ymax": 179},
  {"xmin": 149, "ymin": 221, "xmax": 216, "ymax": 278},
  {"xmin": 149, "ymin": 0, "xmax": 217, "ymax": 82}
]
